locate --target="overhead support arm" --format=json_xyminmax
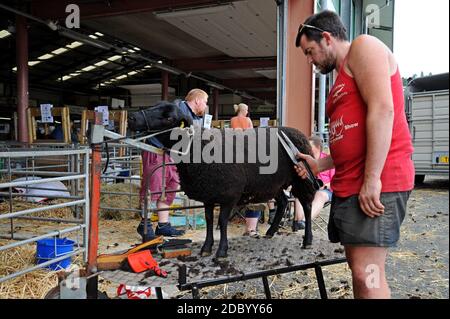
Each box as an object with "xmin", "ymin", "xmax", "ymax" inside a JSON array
[
  {"xmin": 32, "ymin": 0, "xmax": 244, "ymax": 20},
  {"xmin": 172, "ymin": 56, "xmax": 276, "ymax": 72},
  {"xmin": 221, "ymin": 78, "xmax": 277, "ymax": 89}
]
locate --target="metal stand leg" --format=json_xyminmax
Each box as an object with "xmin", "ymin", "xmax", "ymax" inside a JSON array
[
  {"xmin": 262, "ymin": 276, "xmax": 272, "ymax": 299},
  {"xmin": 314, "ymin": 265, "xmax": 328, "ymax": 299},
  {"xmin": 192, "ymin": 285, "xmax": 201, "ymax": 299},
  {"xmin": 86, "ymin": 276, "xmax": 98, "ymax": 299},
  {"xmin": 178, "ymin": 264, "xmax": 187, "ymax": 286},
  {"xmin": 155, "ymin": 287, "xmax": 163, "ymax": 299}
]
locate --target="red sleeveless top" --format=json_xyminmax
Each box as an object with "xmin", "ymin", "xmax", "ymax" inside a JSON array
[{"xmin": 326, "ymin": 60, "xmax": 415, "ymax": 197}]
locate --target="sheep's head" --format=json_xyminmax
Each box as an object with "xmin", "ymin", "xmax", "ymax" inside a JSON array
[
  {"xmin": 128, "ymin": 101, "xmax": 192, "ymax": 132},
  {"xmin": 283, "ymin": 128, "xmax": 318, "ymax": 202}
]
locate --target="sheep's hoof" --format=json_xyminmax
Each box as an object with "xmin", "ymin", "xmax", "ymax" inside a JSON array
[
  {"xmin": 214, "ymin": 255, "xmax": 228, "ymax": 262},
  {"xmin": 200, "ymin": 246, "xmax": 213, "ymax": 257},
  {"xmin": 265, "ymin": 229, "xmax": 276, "ymax": 238}
]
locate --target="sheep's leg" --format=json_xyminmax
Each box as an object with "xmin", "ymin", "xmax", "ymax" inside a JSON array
[
  {"xmin": 301, "ymin": 201, "xmax": 313, "ymax": 249},
  {"xmin": 265, "ymin": 191, "xmax": 288, "ymax": 238},
  {"xmin": 215, "ymin": 203, "xmax": 234, "ymax": 259},
  {"xmin": 200, "ymin": 204, "xmax": 215, "ymax": 257}
]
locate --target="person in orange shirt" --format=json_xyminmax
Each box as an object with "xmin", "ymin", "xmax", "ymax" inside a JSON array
[
  {"xmin": 231, "ymin": 103, "xmax": 253, "ymax": 129},
  {"xmin": 230, "ymin": 103, "xmax": 261, "ymax": 238}
]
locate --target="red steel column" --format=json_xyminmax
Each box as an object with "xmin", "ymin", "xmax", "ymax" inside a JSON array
[
  {"xmin": 285, "ymin": 0, "xmax": 315, "ymax": 135},
  {"xmin": 16, "ymin": 15, "xmax": 29, "ymax": 143},
  {"xmin": 161, "ymin": 70, "xmax": 169, "ymax": 100},
  {"xmin": 87, "ymin": 112, "xmax": 103, "ymax": 298}
]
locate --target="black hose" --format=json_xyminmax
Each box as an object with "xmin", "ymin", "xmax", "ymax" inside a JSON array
[{"xmin": 102, "ymin": 142, "xmax": 109, "ymax": 174}]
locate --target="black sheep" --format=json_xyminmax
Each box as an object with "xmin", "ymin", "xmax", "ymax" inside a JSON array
[{"xmin": 128, "ymin": 102, "xmax": 316, "ymax": 259}]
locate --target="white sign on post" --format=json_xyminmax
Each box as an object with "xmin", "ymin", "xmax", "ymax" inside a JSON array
[
  {"xmin": 95, "ymin": 106, "xmax": 109, "ymax": 126},
  {"xmin": 40, "ymin": 104, "xmax": 54, "ymax": 123},
  {"xmin": 203, "ymin": 114, "xmax": 213, "ymax": 129},
  {"xmin": 259, "ymin": 117, "xmax": 270, "ymax": 128}
]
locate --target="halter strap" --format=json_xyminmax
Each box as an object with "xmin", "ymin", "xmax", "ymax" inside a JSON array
[{"xmin": 140, "ymin": 109, "xmax": 151, "ymax": 131}]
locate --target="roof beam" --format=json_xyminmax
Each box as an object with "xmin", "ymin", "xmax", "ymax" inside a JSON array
[
  {"xmin": 221, "ymin": 77, "xmax": 276, "ymax": 89},
  {"xmin": 31, "ymin": 0, "xmax": 242, "ymax": 20},
  {"xmin": 250, "ymin": 91, "xmax": 276, "ymax": 100},
  {"xmin": 172, "ymin": 56, "xmax": 276, "ymax": 72}
]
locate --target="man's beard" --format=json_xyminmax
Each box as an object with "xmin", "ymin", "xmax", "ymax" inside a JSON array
[
  {"xmin": 317, "ymin": 59, "xmax": 335, "ymax": 74},
  {"xmin": 316, "ymin": 51, "xmax": 336, "ymax": 74},
  {"xmin": 318, "ymin": 63, "xmax": 335, "ymax": 74}
]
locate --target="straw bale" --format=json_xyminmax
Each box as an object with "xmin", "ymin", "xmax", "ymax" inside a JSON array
[
  {"xmin": 0, "ymin": 242, "xmax": 58, "ymax": 299},
  {"xmin": 0, "ymin": 199, "xmax": 74, "ymax": 219}
]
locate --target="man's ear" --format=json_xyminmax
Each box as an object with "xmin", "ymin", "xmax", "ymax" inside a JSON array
[{"xmin": 322, "ymin": 32, "xmax": 333, "ymax": 46}]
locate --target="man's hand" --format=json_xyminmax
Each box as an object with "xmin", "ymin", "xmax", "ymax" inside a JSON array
[
  {"xmin": 294, "ymin": 152, "xmax": 319, "ymax": 179},
  {"xmin": 358, "ymin": 178, "xmax": 385, "ymax": 218}
]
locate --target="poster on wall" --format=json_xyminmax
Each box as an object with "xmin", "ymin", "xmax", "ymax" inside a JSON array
[
  {"xmin": 203, "ymin": 114, "xmax": 213, "ymax": 129},
  {"xmin": 95, "ymin": 105, "xmax": 109, "ymax": 126},
  {"xmin": 40, "ymin": 104, "xmax": 54, "ymax": 123},
  {"xmin": 259, "ymin": 117, "xmax": 270, "ymax": 127}
]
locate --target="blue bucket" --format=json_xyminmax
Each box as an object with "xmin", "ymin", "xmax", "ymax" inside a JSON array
[
  {"xmin": 170, "ymin": 215, "xmax": 206, "ymax": 228},
  {"xmin": 36, "ymin": 238, "xmax": 76, "ymax": 271}
]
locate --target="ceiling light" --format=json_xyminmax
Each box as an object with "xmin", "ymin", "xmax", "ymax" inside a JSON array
[
  {"xmin": 116, "ymin": 75, "xmax": 127, "ymax": 80},
  {"xmin": 38, "ymin": 53, "xmax": 54, "ymax": 60},
  {"xmin": 133, "ymin": 47, "xmax": 141, "ymax": 51},
  {"xmin": 95, "ymin": 32, "xmax": 104, "ymax": 37},
  {"xmin": 127, "ymin": 71, "xmax": 138, "ymax": 76},
  {"xmin": 107, "ymin": 55, "xmax": 122, "ymax": 61},
  {"xmin": 28, "ymin": 61, "xmax": 41, "ymax": 66},
  {"xmin": 59, "ymin": 29, "xmax": 112, "ymax": 50},
  {"xmin": 82, "ymin": 65, "xmax": 96, "ymax": 72},
  {"xmin": 66, "ymin": 41, "xmax": 83, "ymax": 49},
  {"xmin": 62, "ymin": 75, "xmax": 72, "ymax": 81},
  {"xmin": 47, "ymin": 21, "xmax": 58, "ymax": 31},
  {"xmin": 89, "ymin": 34, "xmax": 98, "ymax": 39},
  {"xmin": 94, "ymin": 60, "xmax": 109, "ymax": 67},
  {"xmin": 52, "ymin": 47, "xmax": 68, "ymax": 55},
  {"xmin": 12, "ymin": 67, "xmax": 17, "ymax": 72},
  {"xmin": 0, "ymin": 30, "xmax": 12, "ymax": 39},
  {"xmin": 127, "ymin": 49, "xmax": 136, "ymax": 53},
  {"xmin": 144, "ymin": 65, "xmax": 152, "ymax": 69}
]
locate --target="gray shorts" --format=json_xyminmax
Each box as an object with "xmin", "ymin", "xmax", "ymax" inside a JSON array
[{"xmin": 328, "ymin": 192, "xmax": 410, "ymax": 247}]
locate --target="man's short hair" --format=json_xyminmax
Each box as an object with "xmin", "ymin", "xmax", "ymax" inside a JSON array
[
  {"xmin": 185, "ymin": 89, "xmax": 208, "ymax": 101},
  {"xmin": 296, "ymin": 10, "xmax": 348, "ymax": 46}
]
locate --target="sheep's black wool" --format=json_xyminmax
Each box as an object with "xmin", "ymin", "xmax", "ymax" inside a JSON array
[{"xmin": 129, "ymin": 102, "xmax": 316, "ymax": 259}]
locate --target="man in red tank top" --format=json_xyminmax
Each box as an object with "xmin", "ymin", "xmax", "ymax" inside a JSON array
[{"xmin": 294, "ymin": 11, "xmax": 414, "ymax": 299}]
